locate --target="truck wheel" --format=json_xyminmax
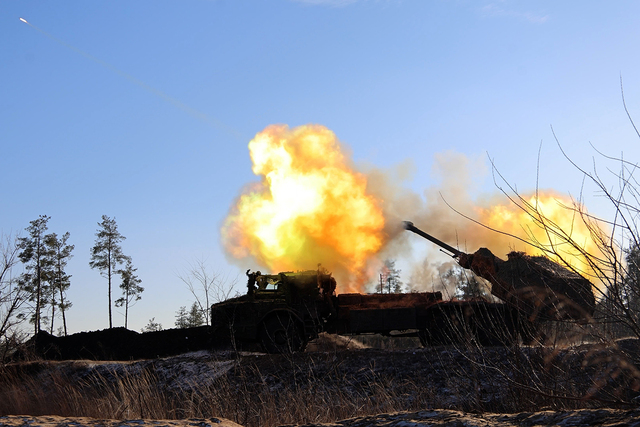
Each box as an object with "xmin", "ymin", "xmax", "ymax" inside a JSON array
[{"xmin": 259, "ymin": 315, "xmax": 305, "ymax": 354}]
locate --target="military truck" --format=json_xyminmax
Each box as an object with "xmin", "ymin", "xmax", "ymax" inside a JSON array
[
  {"xmin": 210, "ymin": 268, "xmax": 529, "ymax": 352},
  {"xmin": 210, "ymin": 223, "xmax": 595, "ymax": 353}
]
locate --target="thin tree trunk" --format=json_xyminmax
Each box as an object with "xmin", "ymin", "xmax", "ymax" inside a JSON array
[
  {"xmin": 108, "ymin": 270, "xmax": 112, "ymax": 328},
  {"xmin": 108, "ymin": 245, "xmax": 112, "ymax": 329},
  {"xmin": 124, "ymin": 288, "xmax": 129, "ymax": 329},
  {"xmin": 35, "ymin": 262, "xmax": 41, "ymax": 334},
  {"xmin": 50, "ymin": 296, "xmax": 56, "ymax": 334},
  {"xmin": 50, "ymin": 276, "xmax": 57, "ymax": 334},
  {"xmin": 60, "ymin": 285, "xmax": 67, "ymax": 336}
]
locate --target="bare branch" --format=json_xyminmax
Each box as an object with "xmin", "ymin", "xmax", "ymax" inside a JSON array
[
  {"xmin": 0, "ymin": 232, "xmax": 28, "ymax": 358},
  {"xmin": 177, "ymin": 258, "xmax": 239, "ymax": 325},
  {"xmin": 621, "ymin": 75, "xmax": 640, "ymax": 140}
]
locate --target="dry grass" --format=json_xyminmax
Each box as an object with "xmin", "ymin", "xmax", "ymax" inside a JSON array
[
  {"xmin": 1, "ymin": 336, "xmax": 639, "ymax": 427},
  {"xmin": 0, "ymin": 356, "xmax": 434, "ymax": 427},
  {"xmin": 0, "ymin": 365, "xmax": 169, "ymax": 419}
]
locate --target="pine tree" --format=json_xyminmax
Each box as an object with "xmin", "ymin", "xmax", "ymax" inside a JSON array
[
  {"xmin": 18, "ymin": 215, "xmax": 53, "ymax": 334},
  {"xmin": 45, "ymin": 232, "xmax": 74, "ymax": 336},
  {"xmin": 187, "ymin": 302, "xmax": 205, "ymax": 327},
  {"xmin": 174, "ymin": 306, "xmax": 189, "ymax": 329},
  {"xmin": 115, "ymin": 258, "xmax": 143, "ymax": 329},
  {"xmin": 90, "ymin": 215, "xmax": 129, "ymax": 328},
  {"xmin": 142, "ymin": 317, "xmax": 162, "ymax": 332},
  {"xmin": 380, "ymin": 259, "xmax": 403, "ymax": 294},
  {"xmin": 450, "ymin": 266, "xmax": 487, "ymax": 300},
  {"xmin": 175, "ymin": 302, "xmax": 205, "ymax": 328},
  {"xmin": 456, "ymin": 274, "xmax": 485, "ymax": 300}
]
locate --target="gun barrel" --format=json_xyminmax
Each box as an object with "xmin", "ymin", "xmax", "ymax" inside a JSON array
[{"xmin": 403, "ymin": 221, "xmax": 463, "ymax": 258}]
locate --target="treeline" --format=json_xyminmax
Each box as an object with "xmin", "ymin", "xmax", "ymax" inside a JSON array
[{"xmin": 0, "ymin": 215, "xmax": 143, "ymax": 351}]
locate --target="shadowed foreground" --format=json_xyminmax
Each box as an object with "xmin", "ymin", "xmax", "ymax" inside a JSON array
[{"xmin": 2, "ymin": 341, "xmax": 640, "ymax": 427}]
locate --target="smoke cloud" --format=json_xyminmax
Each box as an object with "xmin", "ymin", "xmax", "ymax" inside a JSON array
[
  {"xmin": 223, "ymin": 124, "xmax": 597, "ymax": 294},
  {"xmin": 363, "ymin": 150, "xmax": 498, "ymax": 293}
]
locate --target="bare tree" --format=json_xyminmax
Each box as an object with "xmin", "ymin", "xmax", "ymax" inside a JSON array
[
  {"xmin": 0, "ymin": 233, "xmax": 27, "ymax": 359},
  {"xmin": 177, "ymin": 258, "xmax": 238, "ymax": 326}
]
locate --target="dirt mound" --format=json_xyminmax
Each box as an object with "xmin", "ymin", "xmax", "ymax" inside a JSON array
[
  {"xmin": 14, "ymin": 326, "xmax": 219, "ymax": 361},
  {"xmin": 14, "ymin": 327, "xmax": 372, "ymax": 361},
  {"xmin": 305, "ymin": 332, "xmax": 367, "ymax": 351}
]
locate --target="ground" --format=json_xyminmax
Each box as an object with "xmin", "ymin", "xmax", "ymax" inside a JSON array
[
  {"xmin": 2, "ymin": 334, "xmax": 640, "ymax": 426},
  {"xmin": 3, "ymin": 409, "xmax": 640, "ymax": 427}
]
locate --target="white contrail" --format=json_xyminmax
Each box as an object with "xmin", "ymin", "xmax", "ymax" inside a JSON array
[{"xmin": 18, "ymin": 17, "xmax": 241, "ymax": 138}]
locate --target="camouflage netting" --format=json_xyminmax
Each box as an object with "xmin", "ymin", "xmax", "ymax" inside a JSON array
[{"xmin": 460, "ymin": 248, "xmax": 595, "ymax": 322}]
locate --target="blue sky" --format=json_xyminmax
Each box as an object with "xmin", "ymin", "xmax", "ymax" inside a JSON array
[{"xmin": 2, "ymin": 0, "xmax": 640, "ymax": 333}]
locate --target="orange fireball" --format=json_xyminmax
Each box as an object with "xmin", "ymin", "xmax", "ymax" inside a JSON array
[
  {"xmin": 221, "ymin": 124, "xmax": 386, "ymax": 291},
  {"xmin": 475, "ymin": 192, "xmax": 601, "ymax": 281}
]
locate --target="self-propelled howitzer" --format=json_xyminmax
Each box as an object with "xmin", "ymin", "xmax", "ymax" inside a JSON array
[{"xmin": 403, "ymin": 221, "xmax": 596, "ymax": 322}]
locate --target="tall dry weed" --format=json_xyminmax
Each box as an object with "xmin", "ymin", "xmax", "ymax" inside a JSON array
[
  {"xmin": 0, "ymin": 356, "xmax": 434, "ymax": 427},
  {"xmin": 1, "ymin": 336, "xmax": 639, "ymax": 427}
]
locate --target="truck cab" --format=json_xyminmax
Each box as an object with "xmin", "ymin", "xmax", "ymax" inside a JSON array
[{"xmin": 211, "ymin": 270, "xmax": 335, "ymax": 353}]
